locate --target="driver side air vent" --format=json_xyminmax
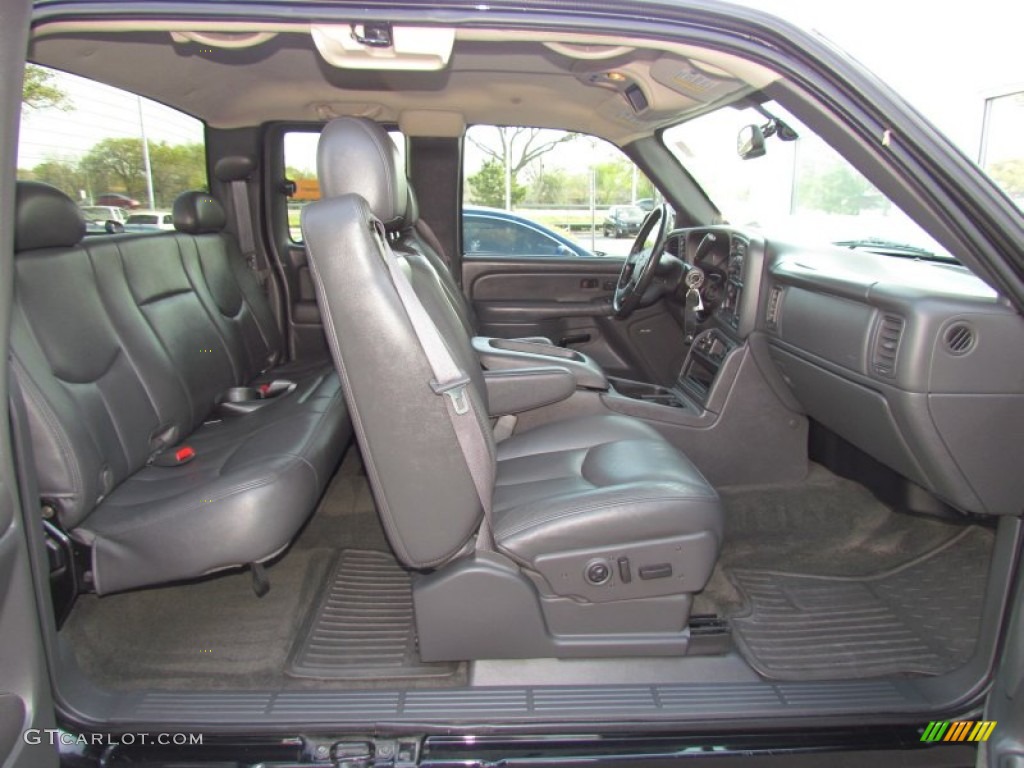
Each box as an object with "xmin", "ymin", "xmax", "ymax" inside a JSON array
[
  {"xmin": 943, "ymin": 323, "xmax": 975, "ymax": 355},
  {"xmin": 872, "ymin": 314, "xmax": 904, "ymax": 377}
]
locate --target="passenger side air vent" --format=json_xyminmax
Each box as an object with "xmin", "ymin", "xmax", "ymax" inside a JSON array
[
  {"xmin": 943, "ymin": 323, "xmax": 975, "ymax": 355},
  {"xmin": 765, "ymin": 286, "xmax": 784, "ymax": 330},
  {"xmin": 872, "ymin": 314, "xmax": 904, "ymax": 377}
]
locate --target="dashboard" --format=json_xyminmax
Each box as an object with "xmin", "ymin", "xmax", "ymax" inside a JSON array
[{"xmin": 663, "ymin": 225, "xmax": 1024, "ymax": 518}]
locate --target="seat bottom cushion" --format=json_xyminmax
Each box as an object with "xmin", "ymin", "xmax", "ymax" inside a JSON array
[
  {"xmin": 73, "ymin": 372, "xmax": 350, "ymax": 594},
  {"xmin": 492, "ymin": 414, "xmax": 722, "ymax": 583}
]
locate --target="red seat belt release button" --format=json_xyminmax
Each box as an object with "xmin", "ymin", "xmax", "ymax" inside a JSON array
[
  {"xmin": 151, "ymin": 445, "xmax": 196, "ymax": 467},
  {"xmin": 174, "ymin": 446, "xmax": 195, "ymax": 463}
]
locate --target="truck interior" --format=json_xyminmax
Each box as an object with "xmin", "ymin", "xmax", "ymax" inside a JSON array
[{"xmin": 7, "ymin": 4, "xmax": 1023, "ymax": 739}]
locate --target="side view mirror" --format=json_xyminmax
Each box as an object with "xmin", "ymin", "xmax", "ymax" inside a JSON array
[
  {"xmin": 737, "ymin": 124, "xmax": 766, "ymax": 160},
  {"xmin": 105, "ymin": 220, "xmax": 125, "ymax": 234}
]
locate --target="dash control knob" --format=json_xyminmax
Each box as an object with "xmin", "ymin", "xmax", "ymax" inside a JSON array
[{"xmin": 585, "ymin": 559, "xmax": 612, "ymax": 585}]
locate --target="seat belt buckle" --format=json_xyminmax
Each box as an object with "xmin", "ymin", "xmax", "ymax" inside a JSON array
[
  {"xmin": 430, "ymin": 375, "xmax": 471, "ymax": 415},
  {"xmin": 151, "ymin": 445, "xmax": 196, "ymax": 467}
]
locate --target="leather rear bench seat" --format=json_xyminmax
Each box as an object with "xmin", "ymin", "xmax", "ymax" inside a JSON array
[{"xmin": 11, "ymin": 182, "xmax": 350, "ymax": 594}]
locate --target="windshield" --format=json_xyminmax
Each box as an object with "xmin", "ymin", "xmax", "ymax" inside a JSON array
[{"xmin": 662, "ymin": 102, "xmax": 953, "ymax": 260}]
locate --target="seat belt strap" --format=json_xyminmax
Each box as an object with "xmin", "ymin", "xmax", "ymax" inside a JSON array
[
  {"xmin": 229, "ymin": 178, "xmax": 269, "ymax": 284},
  {"xmin": 371, "ymin": 221, "xmax": 495, "ymax": 542}
]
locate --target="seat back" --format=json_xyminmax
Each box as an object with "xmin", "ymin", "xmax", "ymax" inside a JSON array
[
  {"xmin": 398, "ymin": 187, "xmax": 479, "ymax": 339},
  {"xmin": 11, "ymin": 182, "xmax": 178, "ymax": 526},
  {"xmin": 172, "ymin": 190, "xmax": 284, "ymax": 381},
  {"xmin": 12, "ymin": 182, "xmax": 293, "ymax": 531},
  {"xmin": 302, "ymin": 117, "xmax": 493, "ymax": 568}
]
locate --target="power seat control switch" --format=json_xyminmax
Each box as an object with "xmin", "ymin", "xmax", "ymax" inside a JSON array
[
  {"xmin": 585, "ymin": 559, "xmax": 612, "ymax": 585},
  {"xmin": 639, "ymin": 563, "xmax": 673, "ymax": 580}
]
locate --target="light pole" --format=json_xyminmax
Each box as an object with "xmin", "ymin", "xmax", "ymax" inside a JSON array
[
  {"xmin": 589, "ymin": 166, "xmax": 596, "ymax": 253},
  {"xmin": 137, "ymin": 95, "xmax": 156, "ymax": 209}
]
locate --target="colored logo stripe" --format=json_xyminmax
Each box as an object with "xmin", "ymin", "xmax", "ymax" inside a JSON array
[
  {"xmin": 945, "ymin": 721, "xmax": 972, "ymax": 741},
  {"xmin": 921, "ymin": 721, "xmax": 996, "ymax": 742},
  {"xmin": 921, "ymin": 721, "xmax": 950, "ymax": 742}
]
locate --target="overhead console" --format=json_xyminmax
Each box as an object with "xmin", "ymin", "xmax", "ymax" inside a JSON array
[{"xmin": 762, "ymin": 245, "xmax": 1024, "ymax": 517}]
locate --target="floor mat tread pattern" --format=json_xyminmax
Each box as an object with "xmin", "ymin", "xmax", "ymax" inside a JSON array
[
  {"xmin": 727, "ymin": 526, "xmax": 992, "ymax": 680},
  {"xmin": 288, "ymin": 549, "xmax": 458, "ymax": 681}
]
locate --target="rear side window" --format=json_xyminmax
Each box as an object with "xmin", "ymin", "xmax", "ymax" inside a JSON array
[
  {"xmin": 283, "ymin": 129, "xmax": 405, "ymax": 242},
  {"xmin": 17, "ymin": 64, "xmax": 207, "ymax": 233}
]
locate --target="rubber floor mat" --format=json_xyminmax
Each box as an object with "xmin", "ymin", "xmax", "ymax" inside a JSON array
[
  {"xmin": 287, "ymin": 549, "xmax": 459, "ymax": 680},
  {"xmin": 728, "ymin": 526, "xmax": 992, "ymax": 680}
]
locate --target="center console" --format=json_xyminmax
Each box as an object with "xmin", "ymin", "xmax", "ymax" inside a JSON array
[
  {"xmin": 607, "ymin": 328, "xmax": 738, "ymax": 415},
  {"xmin": 678, "ymin": 329, "xmax": 738, "ymax": 406}
]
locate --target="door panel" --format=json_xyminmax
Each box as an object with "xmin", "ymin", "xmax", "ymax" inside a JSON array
[
  {"xmin": 464, "ymin": 257, "xmax": 688, "ymax": 384},
  {"xmin": 979, "ymin": 522, "xmax": 1024, "ymax": 767},
  {"xmin": 2, "ymin": 3, "xmax": 59, "ymax": 764}
]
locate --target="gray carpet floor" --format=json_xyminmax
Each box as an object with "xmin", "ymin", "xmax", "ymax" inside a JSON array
[
  {"xmin": 700, "ymin": 464, "xmax": 994, "ymax": 679},
  {"xmin": 694, "ymin": 463, "xmax": 981, "ymax": 616},
  {"xmin": 63, "ymin": 454, "xmax": 990, "ymax": 690},
  {"xmin": 62, "ymin": 447, "xmax": 466, "ymax": 691}
]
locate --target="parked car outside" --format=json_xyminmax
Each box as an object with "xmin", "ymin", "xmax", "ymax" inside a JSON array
[
  {"xmin": 602, "ymin": 204, "xmax": 645, "ymax": 237},
  {"xmin": 94, "ymin": 191, "xmax": 141, "ymax": 209},
  {"xmin": 79, "ymin": 205, "xmax": 126, "ymax": 234},
  {"xmin": 633, "ymin": 197, "xmax": 656, "ymax": 211},
  {"xmin": 123, "ymin": 209, "xmax": 175, "ymax": 231},
  {"xmin": 464, "ymin": 206, "xmax": 595, "ymax": 257}
]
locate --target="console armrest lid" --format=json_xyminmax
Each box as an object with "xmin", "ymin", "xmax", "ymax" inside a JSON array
[
  {"xmin": 483, "ymin": 367, "xmax": 576, "ymax": 416},
  {"xmin": 473, "ymin": 336, "xmax": 609, "ymax": 391}
]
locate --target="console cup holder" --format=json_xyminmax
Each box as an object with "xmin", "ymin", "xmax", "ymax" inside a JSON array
[{"xmin": 609, "ymin": 378, "xmax": 684, "ymax": 408}]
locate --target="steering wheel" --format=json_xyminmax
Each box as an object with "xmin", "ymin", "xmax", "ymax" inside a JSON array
[{"xmin": 612, "ymin": 203, "xmax": 671, "ymax": 318}]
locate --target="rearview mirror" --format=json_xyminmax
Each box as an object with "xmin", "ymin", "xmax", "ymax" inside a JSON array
[{"xmin": 737, "ymin": 124, "xmax": 766, "ymax": 160}]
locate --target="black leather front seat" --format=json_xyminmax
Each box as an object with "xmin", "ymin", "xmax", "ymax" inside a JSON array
[{"xmin": 302, "ymin": 118, "xmax": 723, "ymax": 660}]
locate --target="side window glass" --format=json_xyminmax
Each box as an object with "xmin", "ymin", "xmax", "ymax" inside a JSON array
[
  {"xmin": 463, "ymin": 125, "xmax": 657, "ymax": 258},
  {"xmin": 17, "ymin": 64, "xmax": 206, "ymax": 235}
]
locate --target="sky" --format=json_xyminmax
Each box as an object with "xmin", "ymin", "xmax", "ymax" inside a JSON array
[
  {"xmin": 18, "ymin": 70, "xmax": 203, "ymax": 169},
  {"xmin": 741, "ymin": 0, "xmax": 1023, "ymax": 158},
  {"xmin": 18, "ymin": 1, "xmax": 1023, "ymax": 174}
]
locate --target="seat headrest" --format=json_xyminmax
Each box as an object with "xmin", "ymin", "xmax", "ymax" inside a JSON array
[
  {"xmin": 213, "ymin": 155, "xmax": 256, "ymax": 183},
  {"xmin": 15, "ymin": 182, "xmax": 85, "ymax": 252},
  {"xmin": 173, "ymin": 191, "xmax": 227, "ymax": 235},
  {"xmin": 316, "ymin": 117, "xmax": 408, "ymax": 230}
]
